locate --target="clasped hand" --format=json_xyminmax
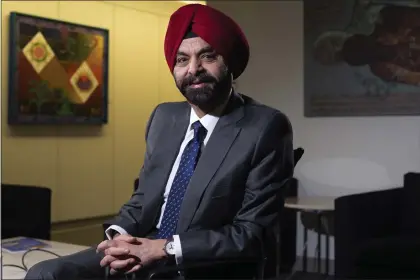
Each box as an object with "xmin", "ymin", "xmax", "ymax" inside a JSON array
[{"xmin": 96, "ymin": 235, "xmax": 167, "ymax": 275}]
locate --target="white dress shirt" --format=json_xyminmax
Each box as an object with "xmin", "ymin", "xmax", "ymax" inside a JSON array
[{"xmin": 106, "ymin": 107, "xmax": 220, "ymax": 264}]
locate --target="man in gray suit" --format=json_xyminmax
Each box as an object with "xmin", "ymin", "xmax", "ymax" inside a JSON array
[{"xmin": 25, "ymin": 3, "xmax": 293, "ymax": 280}]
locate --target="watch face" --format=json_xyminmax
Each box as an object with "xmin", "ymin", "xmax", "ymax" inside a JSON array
[{"xmin": 165, "ymin": 241, "xmax": 176, "ymax": 255}]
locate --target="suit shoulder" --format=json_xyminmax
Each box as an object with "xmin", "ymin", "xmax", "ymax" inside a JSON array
[
  {"xmin": 154, "ymin": 101, "xmax": 189, "ymax": 116},
  {"xmin": 241, "ymin": 94, "xmax": 291, "ymax": 127}
]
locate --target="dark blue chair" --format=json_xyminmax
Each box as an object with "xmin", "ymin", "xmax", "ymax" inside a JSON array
[{"xmin": 2, "ymin": 184, "xmax": 52, "ymax": 240}]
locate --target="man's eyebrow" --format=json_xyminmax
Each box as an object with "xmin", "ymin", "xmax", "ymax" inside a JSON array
[
  {"xmin": 197, "ymin": 46, "xmax": 215, "ymax": 55},
  {"xmin": 176, "ymin": 51, "xmax": 189, "ymax": 56},
  {"xmin": 176, "ymin": 46, "xmax": 215, "ymax": 57}
]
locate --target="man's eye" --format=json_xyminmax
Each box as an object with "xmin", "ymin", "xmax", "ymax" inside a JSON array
[
  {"xmin": 176, "ymin": 57, "xmax": 188, "ymax": 64},
  {"xmin": 201, "ymin": 54, "xmax": 216, "ymax": 60}
]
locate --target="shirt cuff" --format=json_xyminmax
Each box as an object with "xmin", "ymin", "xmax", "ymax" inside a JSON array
[
  {"xmin": 105, "ymin": 225, "xmax": 128, "ymax": 240},
  {"xmin": 173, "ymin": 235, "xmax": 183, "ymax": 264}
]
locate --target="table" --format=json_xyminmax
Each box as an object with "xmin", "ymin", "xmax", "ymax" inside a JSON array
[
  {"xmin": 284, "ymin": 196, "xmax": 335, "ymax": 276},
  {"xmin": 285, "ymin": 197, "xmax": 335, "ymax": 211},
  {"xmin": 2, "ymin": 237, "xmax": 90, "ymax": 279}
]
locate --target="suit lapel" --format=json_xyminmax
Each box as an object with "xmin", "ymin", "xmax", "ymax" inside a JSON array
[
  {"xmin": 140, "ymin": 103, "xmax": 190, "ymax": 231},
  {"xmin": 177, "ymin": 93, "xmax": 245, "ymax": 232}
]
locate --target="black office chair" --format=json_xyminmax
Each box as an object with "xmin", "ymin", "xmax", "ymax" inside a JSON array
[
  {"xmin": 120, "ymin": 148, "xmax": 305, "ymax": 280},
  {"xmin": 147, "ymin": 148, "xmax": 305, "ymax": 280},
  {"xmin": 129, "ymin": 177, "xmax": 264, "ymax": 278},
  {"xmin": 1, "ymin": 184, "xmax": 52, "ymax": 240}
]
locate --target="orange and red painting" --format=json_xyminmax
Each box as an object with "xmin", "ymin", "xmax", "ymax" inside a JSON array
[{"xmin": 8, "ymin": 12, "xmax": 109, "ymax": 124}]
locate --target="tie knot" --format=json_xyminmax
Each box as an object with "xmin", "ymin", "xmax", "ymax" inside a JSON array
[
  {"xmin": 192, "ymin": 121, "xmax": 207, "ymax": 143},
  {"xmin": 191, "ymin": 120, "xmax": 202, "ymax": 130}
]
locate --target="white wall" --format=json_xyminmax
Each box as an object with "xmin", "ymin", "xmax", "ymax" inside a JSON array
[{"xmin": 208, "ymin": 0, "xmax": 420, "ymax": 259}]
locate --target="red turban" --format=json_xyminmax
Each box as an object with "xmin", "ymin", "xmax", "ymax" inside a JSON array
[{"xmin": 164, "ymin": 4, "xmax": 250, "ymax": 80}]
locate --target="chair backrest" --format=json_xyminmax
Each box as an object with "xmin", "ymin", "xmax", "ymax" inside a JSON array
[
  {"xmin": 1, "ymin": 184, "xmax": 52, "ymax": 240},
  {"xmin": 294, "ymin": 147, "xmax": 304, "ymax": 166},
  {"xmin": 400, "ymin": 172, "xmax": 420, "ymax": 235},
  {"xmin": 264, "ymin": 148, "xmax": 304, "ymax": 277}
]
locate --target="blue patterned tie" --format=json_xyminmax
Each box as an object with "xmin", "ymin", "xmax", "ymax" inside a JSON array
[{"xmin": 156, "ymin": 121, "xmax": 207, "ymax": 239}]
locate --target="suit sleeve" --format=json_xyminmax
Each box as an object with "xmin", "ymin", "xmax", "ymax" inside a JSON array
[
  {"xmin": 102, "ymin": 105, "xmax": 159, "ymax": 237},
  {"xmin": 178, "ymin": 112, "xmax": 294, "ymax": 262}
]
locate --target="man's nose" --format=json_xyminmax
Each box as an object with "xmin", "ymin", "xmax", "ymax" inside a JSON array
[{"xmin": 187, "ymin": 58, "xmax": 203, "ymax": 76}]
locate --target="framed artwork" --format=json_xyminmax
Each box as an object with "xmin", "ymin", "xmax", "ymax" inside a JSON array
[
  {"xmin": 304, "ymin": 0, "xmax": 420, "ymax": 117},
  {"xmin": 8, "ymin": 12, "xmax": 109, "ymax": 124}
]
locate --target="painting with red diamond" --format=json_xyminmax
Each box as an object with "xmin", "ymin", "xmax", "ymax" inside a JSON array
[{"xmin": 7, "ymin": 12, "xmax": 109, "ymax": 124}]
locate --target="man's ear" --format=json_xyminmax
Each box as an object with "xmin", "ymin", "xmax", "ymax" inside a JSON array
[{"xmin": 232, "ymin": 75, "xmax": 238, "ymax": 90}]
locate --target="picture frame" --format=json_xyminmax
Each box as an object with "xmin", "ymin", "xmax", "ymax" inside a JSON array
[
  {"xmin": 304, "ymin": 0, "xmax": 420, "ymax": 117},
  {"xmin": 8, "ymin": 12, "xmax": 110, "ymax": 125}
]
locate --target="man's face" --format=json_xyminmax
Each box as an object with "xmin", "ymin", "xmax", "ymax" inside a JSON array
[{"xmin": 173, "ymin": 37, "xmax": 231, "ymax": 111}]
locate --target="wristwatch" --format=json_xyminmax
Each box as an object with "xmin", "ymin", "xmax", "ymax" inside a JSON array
[{"xmin": 163, "ymin": 237, "xmax": 176, "ymax": 257}]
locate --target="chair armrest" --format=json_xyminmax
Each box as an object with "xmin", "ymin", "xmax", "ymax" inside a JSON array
[{"xmin": 148, "ymin": 257, "xmax": 263, "ymax": 279}]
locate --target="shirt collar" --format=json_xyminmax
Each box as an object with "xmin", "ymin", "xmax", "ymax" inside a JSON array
[
  {"xmin": 189, "ymin": 108, "xmax": 219, "ymax": 135},
  {"xmin": 188, "ymin": 88, "xmax": 233, "ymax": 133}
]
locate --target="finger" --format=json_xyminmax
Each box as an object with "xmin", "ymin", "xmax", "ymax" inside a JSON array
[
  {"xmin": 96, "ymin": 240, "xmax": 115, "ymax": 252},
  {"xmin": 125, "ymin": 264, "xmax": 142, "ymax": 274},
  {"xmin": 109, "ymin": 258, "xmax": 137, "ymax": 270},
  {"xmin": 110, "ymin": 261, "xmax": 138, "ymax": 276},
  {"xmin": 100, "ymin": 252, "xmax": 134, "ymax": 267},
  {"xmin": 100, "ymin": 255, "xmax": 118, "ymax": 267},
  {"xmin": 105, "ymin": 247, "xmax": 129, "ymax": 256},
  {"xmin": 96, "ymin": 240, "xmax": 108, "ymax": 253},
  {"xmin": 114, "ymin": 235, "xmax": 137, "ymax": 243}
]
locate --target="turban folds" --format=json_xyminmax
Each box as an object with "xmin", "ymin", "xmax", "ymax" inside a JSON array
[{"xmin": 164, "ymin": 4, "xmax": 250, "ymax": 80}]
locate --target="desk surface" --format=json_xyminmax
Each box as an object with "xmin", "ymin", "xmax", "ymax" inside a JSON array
[
  {"xmin": 2, "ymin": 237, "xmax": 90, "ymax": 279},
  {"xmin": 284, "ymin": 196, "xmax": 335, "ymax": 211}
]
